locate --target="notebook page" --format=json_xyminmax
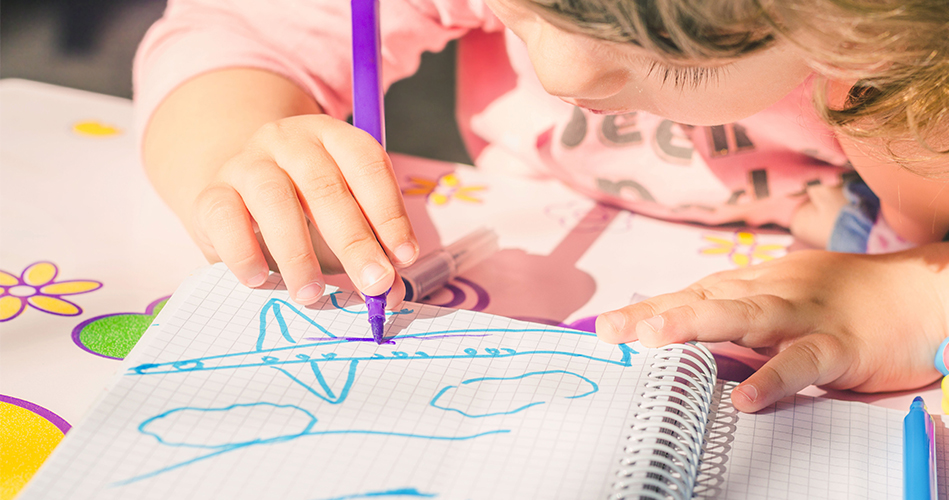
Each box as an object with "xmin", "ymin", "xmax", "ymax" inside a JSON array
[
  {"xmin": 20, "ymin": 264, "xmax": 669, "ymax": 500},
  {"xmin": 695, "ymin": 382, "xmax": 949, "ymax": 500}
]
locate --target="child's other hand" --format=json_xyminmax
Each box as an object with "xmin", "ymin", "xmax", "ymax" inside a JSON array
[
  {"xmin": 788, "ymin": 183, "xmax": 848, "ymax": 249},
  {"xmin": 595, "ymin": 245, "xmax": 949, "ymax": 412},
  {"xmin": 191, "ymin": 114, "xmax": 418, "ymax": 305}
]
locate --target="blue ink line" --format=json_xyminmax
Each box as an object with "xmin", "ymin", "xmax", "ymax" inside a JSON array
[
  {"xmin": 329, "ymin": 291, "xmax": 367, "ymax": 314},
  {"xmin": 311, "ymin": 359, "xmax": 349, "ymax": 400},
  {"xmin": 138, "ymin": 402, "xmax": 317, "ymax": 448},
  {"xmin": 132, "ymin": 347, "xmax": 634, "ymax": 376},
  {"xmin": 117, "ymin": 434, "xmax": 310, "ymax": 485},
  {"xmin": 430, "ymin": 386, "xmax": 545, "ymax": 418},
  {"xmin": 255, "ymin": 294, "xmax": 592, "ymax": 360},
  {"xmin": 115, "ymin": 426, "xmax": 508, "ymax": 486},
  {"xmin": 114, "ymin": 296, "xmax": 641, "ymax": 487},
  {"xmin": 112, "ymin": 297, "xmax": 643, "ymax": 487},
  {"xmin": 130, "ymin": 328, "xmax": 632, "ymax": 376},
  {"xmin": 461, "ymin": 370, "xmax": 599, "ymax": 399},
  {"xmin": 254, "ymin": 297, "xmax": 417, "ymax": 351},
  {"xmin": 314, "ymin": 487, "xmax": 437, "ymax": 499},
  {"xmin": 111, "ymin": 444, "xmax": 238, "ymax": 486},
  {"xmin": 272, "ymin": 359, "xmax": 359, "ymax": 404},
  {"xmin": 429, "ymin": 370, "xmax": 598, "ymax": 418},
  {"xmin": 257, "ymin": 299, "xmax": 335, "ymax": 351},
  {"xmin": 273, "ymin": 301, "xmax": 295, "ymax": 345},
  {"xmin": 137, "ymin": 293, "xmax": 628, "ymax": 375},
  {"xmin": 324, "ymin": 429, "xmax": 504, "ymax": 439},
  {"xmin": 138, "ymin": 326, "xmax": 580, "ymax": 374}
]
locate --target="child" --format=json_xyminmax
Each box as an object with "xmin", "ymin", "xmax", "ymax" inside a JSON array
[{"xmin": 134, "ymin": 0, "xmax": 949, "ymax": 413}]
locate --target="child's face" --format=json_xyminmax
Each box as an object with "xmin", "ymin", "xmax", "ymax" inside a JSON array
[{"xmin": 486, "ymin": 0, "xmax": 815, "ymax": 125}]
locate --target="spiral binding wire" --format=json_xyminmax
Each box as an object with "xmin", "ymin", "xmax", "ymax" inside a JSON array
[{"xmin": 610, "ymin": 343, "xmax": 718, "ymax": 500}]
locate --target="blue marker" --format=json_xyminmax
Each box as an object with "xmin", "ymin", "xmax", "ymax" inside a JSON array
[
  {"xmin": 904, "ymin": 396, "xmax": 937, "ymax": 500},
  {"xmin": 352, "ymin": 0, "xmax": 388, "ymax": 343}
]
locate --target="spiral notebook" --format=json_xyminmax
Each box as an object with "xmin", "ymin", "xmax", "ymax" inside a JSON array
[{"xmin": 19, "ymin": 264, "xmax": 948, "ymax": 499}]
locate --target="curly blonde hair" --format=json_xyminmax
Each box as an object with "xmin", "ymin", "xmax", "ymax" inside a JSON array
[{"xmin": 525, "ymin": 0, "xmax": 949, "ymax": 172}]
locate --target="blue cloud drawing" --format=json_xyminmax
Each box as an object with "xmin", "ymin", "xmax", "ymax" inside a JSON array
[
  {"xmin": 430, "ymin": 370, "xmax": 598, "ymax": 418},
  {"xmin": 139, "ymin": 402, "xmax": 317, "ymax": 448}
]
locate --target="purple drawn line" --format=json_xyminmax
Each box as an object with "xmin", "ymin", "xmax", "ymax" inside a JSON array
[
  {"xmin": 425, "ymin": 276, "xmax": 490, "ymax": 311},
  {"xmin": 19, "ymin": 260, "xmax": 58, "ymax": 284},
  {"xmin": 302, "ymin": 336, "xmax": 397, "ymax": 345},
  {"xmin": 563, "ymin": 315, "xmax": 598, "ymax": 333},
  {"xmin": 303, "ymin": 333, "xmax": 491, "ymax": 343},
  {"xmin": 455, "ymin": 277, "xmax": 490, "ymax": 310},
  {"xmin": 28, "ymin": 296, "xmax": 85, "ymax": 317},
  {"xmin": 433, "ymin": 283, "xmax": 465, "ymax": 308},
  {"xmin": 70, "ymin": 295, "xmax": 169, "ymax": 360},
  {"xmin": 0, "ymin": 394, "xmax": 71, "ymax": 434}
]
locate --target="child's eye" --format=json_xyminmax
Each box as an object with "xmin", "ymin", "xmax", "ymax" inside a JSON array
[{"xmin": 645, "ymin": 61, "xmax": 723, "ymax": 89}]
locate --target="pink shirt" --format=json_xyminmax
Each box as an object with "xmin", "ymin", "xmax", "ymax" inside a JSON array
[{"xmin": 134, "ymin": 0, "xmax": 851, "ymax": 229}]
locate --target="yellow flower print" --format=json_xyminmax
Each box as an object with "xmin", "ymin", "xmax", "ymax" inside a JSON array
[
  {"xmin": 72, "ymin": 120, "xmax": 122, "ymax": 137},
  {"xmin": 0, "ymin": 262, "xmax": 102, "ymax": 322},
  {"xmin": 700, "ymin": 231, "xmax": 787, "ymax": 267},
  {"xmin": 403, "ymin": 173, "xmax": 486, "ymax": 205}
]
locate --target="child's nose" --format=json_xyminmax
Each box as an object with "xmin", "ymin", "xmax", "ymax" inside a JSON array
[{"xmin": 525, "ymin": 24, "xmax": 629, "ymax": 100}]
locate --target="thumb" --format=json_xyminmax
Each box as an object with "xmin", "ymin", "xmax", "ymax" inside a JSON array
[{"xmin": 731, "ymin": 333, "xmax": 849, "ymax": 412}]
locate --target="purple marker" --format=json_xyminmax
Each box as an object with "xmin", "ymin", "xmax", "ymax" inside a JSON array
[
  {"xmin": 366, "ymin": 292, "xmax": 387, "ymax": 344},
  {"xmin": 352, "ymin": 0, "xmax": 388, "ymax": 343},
  {"xmin": 352, "ymin": 0, "xmax": 384, "ymax": 146}
]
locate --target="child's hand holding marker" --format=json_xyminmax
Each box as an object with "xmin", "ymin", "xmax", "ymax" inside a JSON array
[{"xmin": 142, "ymin": 69, "xmax": 416, "ymax": 306}]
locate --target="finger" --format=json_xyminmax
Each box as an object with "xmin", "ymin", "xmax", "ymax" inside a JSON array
[
  {"xmin": 192, "ymin": 184, "xmax": 270, "ymax": 288},
  {"xmin": 389, "ymin": 271, "xmax": 406, "ymax": 309},
  {"xmin": 279, "ymin": 147, "xmax": 393, "ymax": 295},
  {"xmin": 317, "ymin": 119, "xmax": 419, "ymax": 266},
  {"xmin": 633, "ymin": 296, "xmax": 802, "ymax": 348},
  {"xmin": 262, "ymin": 120, "xmax": 403, "ymax": 296},
  {"xmin": 226, "ymin": 158, "xmax": 325, "ymax": 304},
  {"xmin": 595, "ymin": 282, "xmax": 754, "ymax": 344},
  {"xmin": 364, "ymin": 269, "xmax": 407, "ymax": 311},
  {"xmin": 731, "ymin": 333, "xmax": 850, "ymax": 413}
]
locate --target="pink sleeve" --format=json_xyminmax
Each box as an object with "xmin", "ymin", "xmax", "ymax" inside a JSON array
[{"xmin": 132, "ymin": 0, "xmax": 502, "ymax": 145}]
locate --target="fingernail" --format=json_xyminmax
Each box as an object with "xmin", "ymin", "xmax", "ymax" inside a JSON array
[
  {"xmin": 246, "ymin": 271, "xmax": 269, "ymax": 287},
  {"xmin": 638, "ymin": 315, "xmax": 664, "ymax": 334},
  {"xmin": 296, "ymin": 282, "xmax": 323, "ymax": 304},
  {"xmin": 599, "ymin": 311, "xmax": 626, "ymax": 334},
  {"xmin": 393, "ymin": 242, "xmax": 417, "ymax": 265},
  {"xmin": 361, "ymin": 262, "xmax": 388, "ymax": 289},
  {"xmin": 735, "ymin": 384, "xmax": 758, "ymax": 403}
]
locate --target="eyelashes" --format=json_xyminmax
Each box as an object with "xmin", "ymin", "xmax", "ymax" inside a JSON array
[{"xmin": 645, "ymin": 61, "xmax": 724, "ymax": 89}]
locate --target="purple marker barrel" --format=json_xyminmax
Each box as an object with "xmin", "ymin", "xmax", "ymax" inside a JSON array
[
  {"xmin": 352, "ymin": 0, "xmax": 389, "ymax": 343},
  {"xmin": 366, "ymin": 293, "xmax": 387, "ymax": 344},
  {"xmin": 351, "ymin": 0, "xmax": 385, "ymax": 147}
]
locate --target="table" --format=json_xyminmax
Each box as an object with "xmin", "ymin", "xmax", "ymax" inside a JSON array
[{"xmin": 1, "ymin": 79, "xmax": 942, "ymax": 499}]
